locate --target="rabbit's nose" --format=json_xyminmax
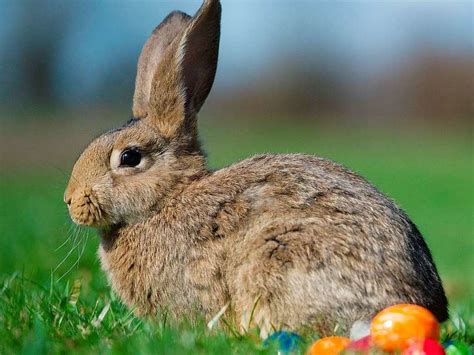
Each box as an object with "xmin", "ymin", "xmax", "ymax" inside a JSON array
[{"xmin": 64, "ymin": 196, "xmax": 72, "ymax": 206}]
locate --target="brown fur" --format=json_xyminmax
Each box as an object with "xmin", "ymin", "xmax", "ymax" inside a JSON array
[{"xmin": 65, "ymin": 0, "xmax": 448, "ymax": 336}]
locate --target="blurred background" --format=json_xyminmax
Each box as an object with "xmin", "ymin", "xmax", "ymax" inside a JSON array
[{"xmin": 0, "ymin": 0, "xmax": 472, "ymax": 304}]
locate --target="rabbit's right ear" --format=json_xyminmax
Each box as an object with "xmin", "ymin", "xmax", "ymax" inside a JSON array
[{"xmin": 133, "ymin": 11, "xmax": 191, "ymax": 119}]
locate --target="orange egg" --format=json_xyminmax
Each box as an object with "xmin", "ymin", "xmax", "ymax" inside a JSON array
[
  {"xmin": 308, "ymin": 336, "xmax": 351, "ymax": 355},
  {"xmin": 370, "ymin": 304, "xmax": 440, "ymax": 352}
]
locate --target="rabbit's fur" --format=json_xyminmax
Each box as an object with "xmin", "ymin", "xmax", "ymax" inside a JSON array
[{"xmin": 65, "ymin": 0, "xmax": 448, "ymax": 336}]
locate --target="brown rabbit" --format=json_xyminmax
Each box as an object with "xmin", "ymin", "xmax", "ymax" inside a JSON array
[{"xmin": 64, "ymin": 0, "xmax": 448, "ymax": 336}]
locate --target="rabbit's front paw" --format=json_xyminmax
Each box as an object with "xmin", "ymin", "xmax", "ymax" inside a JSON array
[{"xmin": 239, "ymin": 298, "xmax": 273, "ymax": 339}]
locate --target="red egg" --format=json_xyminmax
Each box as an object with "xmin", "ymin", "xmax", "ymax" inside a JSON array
[
  {"xmin": 346, "ymin": 335, "xmax": 373, "ymax": 352},
  {"xmin": 370, "ymin": 304, "xmax": 440, "ymax": 352},
  {"xmin": 402, "ymin": 338, "xmax": 445, "ymax": 355}
]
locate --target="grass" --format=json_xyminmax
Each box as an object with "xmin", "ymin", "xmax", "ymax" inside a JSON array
[{"xmin": 0, "ymin": 120, "xmax": 472, "ymax": 353}]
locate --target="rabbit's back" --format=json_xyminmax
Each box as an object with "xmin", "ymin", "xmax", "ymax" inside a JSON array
[{"xmin": 199, "ymin": 154, "xmax": 447, "ymax": 332}]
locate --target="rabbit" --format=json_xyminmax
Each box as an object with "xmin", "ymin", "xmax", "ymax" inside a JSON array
[{"xmin": 64, "ymin": 0, "xmax": 448, "ymax": 337}]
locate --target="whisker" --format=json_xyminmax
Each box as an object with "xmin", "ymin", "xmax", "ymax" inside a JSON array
[
  {"xmin": 57, "ymin": 230, "xmax": 89, "ymax": 282},
  {"xmin": 55, "ymin": 223, "xmax": 76, "ymax": 252},
  {"xmin": 48, "ymin": 164, "xmax": 80, "ymax": 185},
  {"xmin": 45, "ymin": 165, "xmax": 76, "ymax": 192},
  {"xmin": 53, "ymin": 225, "xmax": 82, "ymax": 274},
  {"xmin": 68, "ymin": 171, "xmax": 81, "ymax": 185}
]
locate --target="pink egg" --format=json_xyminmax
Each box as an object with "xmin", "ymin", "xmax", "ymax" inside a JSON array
[
  {"xmin": 346, "ymin": 335, "xmax": 373, "ymax": 352},
  {"xmin": 402, "ymin": 338, "xmax": 445, "ymax": 355}
]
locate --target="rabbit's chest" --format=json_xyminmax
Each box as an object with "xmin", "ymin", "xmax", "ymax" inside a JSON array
[
  {"xmin": 98, "ymin": 229, "xmax": 229, "ymax": 318},
  {"xmin": 99, "ymin": 243, "xmax": 191, "ymax": 317}
]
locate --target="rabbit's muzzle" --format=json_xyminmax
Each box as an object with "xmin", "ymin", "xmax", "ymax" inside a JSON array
[{"xmin": 65, "ymin": 187, "xmax": 104, "ymax": 226}]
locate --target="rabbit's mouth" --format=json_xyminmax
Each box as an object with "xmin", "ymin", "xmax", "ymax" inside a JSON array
[{"xmin": 67, "ymin": 189, "xmax": 107, "ymax": 227}]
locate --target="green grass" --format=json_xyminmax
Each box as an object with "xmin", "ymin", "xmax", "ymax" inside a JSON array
[{"xmin": 0, "ymin": 121, "xmax": 472, "ymax": 353}]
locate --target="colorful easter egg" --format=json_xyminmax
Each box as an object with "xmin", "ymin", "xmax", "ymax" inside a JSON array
[
  {"xmin": 346, "ymin": 335, "xmax": 373, "ymax": 352},
  {"xmin": 308, "ymin": 336, "xmax": 351, "ymax": 355},
  {"xmin": 350, "ymin": 320, "xmax": 371, "ymax": 340},
  {"xmin": 264, "ymin": 331, "xmax": 303, "ymax": 353},
  {"xmin": 370, "ymin": 304, "xmax": 440, "ymax": 352},
  {"xmin": 403, "ymin": 338, "xmax": 445, "ymax": 355}
]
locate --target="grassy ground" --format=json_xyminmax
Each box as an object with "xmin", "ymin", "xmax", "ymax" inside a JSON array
[{"xmin": 0, "ymin": 120, "xmax": 472, "ymax": 353}]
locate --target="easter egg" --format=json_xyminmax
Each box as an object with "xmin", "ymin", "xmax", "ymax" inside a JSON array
[
  {"xmin": 308, "ymin": 336, "xmax": 351, "ymax": 355},
  {"xmin": 264, "ymin": 331, "xmax": 303, "ymax": 353},
  {"xmin": 350, "ymin": 320, "xmax": 371, "ymax": 340},
  {"xmin": 403, "ymin": 338, "xmax": 445, "ymax": 355},
  {"xmin": 444, "ymin": 340, "xmax": 471, "ymax": 355},
  {"xmin": 346, "ymin": 335, "xmax": 373, "ymax": 352},
  {"xmin": 370, "ymin": 304, "xmax": 440, "ymax": 352}
]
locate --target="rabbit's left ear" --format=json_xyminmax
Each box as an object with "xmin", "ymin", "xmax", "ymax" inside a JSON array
[
  {"xmin": 147, "ymin": 0, "xmax": 221, "ymax": 137},
  {"xmin": 133, "ymin": 11, "xmax": 192, "ymax": 119}
]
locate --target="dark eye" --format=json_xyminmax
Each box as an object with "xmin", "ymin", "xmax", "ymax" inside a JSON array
[{"xmin": 120, "ymin": 149, "xmax": 142, "ymax": 167}]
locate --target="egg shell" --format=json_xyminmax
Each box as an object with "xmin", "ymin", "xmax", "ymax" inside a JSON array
[
  {"xmin": 264, "ymin": 331, "xmax": 303, "ymax": 353},
  {"xmin": 403, "ymin": 338, "xmax": 445, "ymax": 355},
  {"xmin": 370, "ymin": 304, "xmax": 440, "ymax": 352},
  {"xmin": 346, "ymin": 335, "xmax": 373, "ymax": 352},
  {"xmin": 308, "ymin": 336, "xmax": 351, "ymax": 355}
]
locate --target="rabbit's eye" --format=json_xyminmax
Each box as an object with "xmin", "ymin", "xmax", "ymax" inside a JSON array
[{"xmin": 120, "ymin": 149, "xmax": 142, "ymax": 167}]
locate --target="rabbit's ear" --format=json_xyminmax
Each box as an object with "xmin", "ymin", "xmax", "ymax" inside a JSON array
[
  {"xmin": 146, "ymin": 0, "xmax": 221, "ymax": 137},
  {"xmin": 133, "ymin": 11, "xmax": 192, "ymax": 119},
  {"xmin": 177, "ymin": 0, "xmax": 221, "ymax": 115}
]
